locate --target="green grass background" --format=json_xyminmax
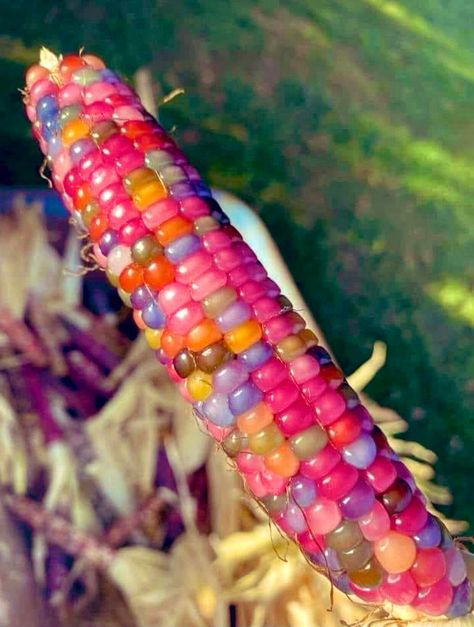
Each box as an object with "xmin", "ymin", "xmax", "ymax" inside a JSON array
[{"xmin": 0, "ymin": 0, "xmax": 472, "ymax": 524}]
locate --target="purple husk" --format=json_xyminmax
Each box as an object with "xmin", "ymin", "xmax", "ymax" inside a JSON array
[
  {"xmin": 64, "ymin": 350, "xmax": 114, "ymax": 398},
  {"xmin": 61, "ymin": 318, "xmax": 122, "ymax": 372},
  {"xmin": 21, "ymin": 365, "xmax": 63, "ymax": 443}
]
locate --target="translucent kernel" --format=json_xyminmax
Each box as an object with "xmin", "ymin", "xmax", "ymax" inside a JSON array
[
  {"xmin": 123, "ymin": 167, "xmax": 157, "ymax": 193},
  {"xmin": 374, "ymin": 531, "xmax": 417, "ymax": 574},
  {"xmin": 133, "ymin": 179, "xmax": 168, "ymax": 210},
  {"xmin": 275, "ymin": 334, "xmax": 306, "ymax": 362},
  {"xmin": 187, "ymin": 319, "xmax": 222, "ymax": 352},
  {"xmin": 62, "ymin": 118, "xmax": 90, "ymax": 146},
  {"xmin": 186, "ymin": 370, "xmax": 213, "ymax": 401},
  {"xmin": 248, "ymin": 423, "xmax": 284, "ymax": 455},
  {"xmin": 224, "ymin": 320, "xmax": 262, "ymax": 354},
  {"xmin": 144, "ymin": 328, "xmax": 162, "ymax": 350},
  {"xmin": 264, "ymin": 442, "xmax": 300, "ymax": 478}
]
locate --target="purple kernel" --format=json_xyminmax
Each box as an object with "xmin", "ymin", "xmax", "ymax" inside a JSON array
[
  {"xmin": 229, "ymin": 381, "xmax": 262, "ymax": 415},
  {"xmin": 216, "ymin": 300, "xmax": 252, "ymax": 332},
  {"xmin": 141, "ymin": 301, "xmax": 166, "ymax": 329},
  {"xmin": 342, "ymin": 432, "xmax": 377, "ymax": 469},
  {"xmin": 340, "ymin": 478, "xmax": 375, "ymax": 519},
  {"xmin": 290, "ymin": 475, "xmax": 317, "ymax": 507},
  {"xmin": 238, "ymin": 341, "xmax": 273, "ymax": 371},
  {"xmin": 202, "ymin": 393, "xmax": 235, "ymax": 427},
  {"xmin": 165, "ymin": 234, "xmax": 201, "ymax": 263}
]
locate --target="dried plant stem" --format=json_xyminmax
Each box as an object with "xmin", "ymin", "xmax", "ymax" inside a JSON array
[
  {"xmin": 4, "ymin": 493, "xmax": 115, "ymax": 571},
  {"xmin": 103, "ymin": 489, "xmax": 176, "ymax": 547}
]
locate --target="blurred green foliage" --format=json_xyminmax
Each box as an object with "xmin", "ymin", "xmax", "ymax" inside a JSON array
[{"xmin": 0, "ymin": 0, "xmax": 472, "ymax": 523}]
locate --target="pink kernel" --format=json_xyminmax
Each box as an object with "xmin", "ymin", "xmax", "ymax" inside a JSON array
[
  {"xmin": 29, "ymin": 78, "xmax": 57, "ymax": 106},
  {"xmin": 109, "ymin": 201, "xmax": 140, "ymax": 229},
  {"xmin": 84, "ymin": 81, "xmax": 117, "ymax": 105},
  {"xmin": 63, "ymin": 167, "xmax": 83, "ymax": 197},
  {"xmin": 142, "ymin": 198, "xmax": 180, "ymax": 230},
  {"xmin": 260, "ymin": 278, "xmax": 280, "ymax": 297},
  {"xmin": 90, "ymin": 164, "xmax": 120, "ymax": 195},
  {"xmin": 392, "ymin": 495, "xmax": 428, "ymax": 533},
  {"xmin": 228, "ymin": 263, "xmax": 253, "ymax": 287},
  {"xmin": 381, "ymin": 571, "xmax": 418, "ymax": 605},
  {"xmin": 83, "ymin": 102, "xmax": 114, "ymax": 124},
  {"xmin": 102, "ymin": 135, "xmax": 134, "ymax": 160},
  {"xmin": 298, "ymin": 530, "xmax": 325, "ymax": 553},
  {"xmin": 168, "ymin": 301, "xmax": 204, "ymax": 335},
  {"xmin": 317, "ymin": 461, "xmax": 358, "ymax": 500},
  {"xmin": 205, "ymin": 421, "xmax": 232, "ymax": 442},
  {"xmin": 236, "ymin": 451, "xmax": 264, "ymax": 474},
  {"xmin": 289, "ymin": 354, "xmax": 321, "ymax": 384},
  {"xmin": 313, "ymin": 388, "xmax": 346, "ymax": 426},
  {"xmin": 264, "ymin": 380, "xmax": 300, "ymax": 413},
  {"xmin": 113, "ymin": 105, "xmax": 145, "ymax": 123},
  {"xmin": 180, "ymin": 196, "xmax": 210, "ymax": 220},
  {"xmin": 58, "ymin": 83, "xmax": 83, "ymax": 107},
  {"xmin": 78, "ymin": 148, "xmax": 103, "ymax": 181},
  {"xmin": 251, "ymin": 357, "xmax": 288, "ymax": 393},
  {"xmin": 233, "ymin": 242, "xmax": 256, "ymax": 263},
  {"xmin": 260, "ymin": 468, "xmax": 289, "ymax": 495},
  {"xmin": 116, "ymin": 150, "xmax": 146, "ymax": 177},
  {"xmin": 275, "ymin": 399, "xmax": 314, "ymax": 436},
  {"xmin": 190, "ymin": 268, "xmax": 227, "ymax": 301},
  {"xmin": 176, "ymin": 250, "xmax": 213, "ymax": 284},
  {"xmin": 350, "ymin": 584, "xmax": 383, "ymax": 604},
  {"xmin": 158, "ymin": 283, "xmax": 192, "ymax": 316},
  {"xmin": 414, "ymin": 577, "xmax": 453, "ymax": 616},
  {"xmin": 411, "ymin": 548, "xmax": 447, "ymax": 587},
  {"xmin": 263, "ymin": 313, "xmax": 296, "ymax": 344},
  {"xmin": 301, "ymin": 376, "xmax": 327, "ymax": 402},
  {"xmin": 25, "ymin": 104, "xmax": 36, "ymax": 123},
  {"xmin": 98, "ymin": 183, "xmax": 128, "ymax": 212},
  {"xmin": 245, "ymin": 471, "xmax": 267, "ymax": 498},
  {"xmin": 53, "ymin": 150, "xmax": 72, "ymax": 182},
  {"xmin": 358, "ymin": 500, "xmax": 390, "ymax": 541},
  {"xmin": 252, "ymin": 296, "xmax": 282, "ymax": 323},
  {"xmin": 239, "ymin": 280, "xmax": 267, "ymax": 304},
  {"xmin": 364, "ymin": 456, "xmax": 397, "ymax": 493},
  {"xmin": 119, "ymin": 219, "xmax": 149, "ymax": 246},
  {"xmin": 201, "ymin": 230, "xmax": 232, "ymax": 253},
  {"xmin": 300, "ymin": 444, "xmax": 341, "ymax": 480},
  {"xmin": 213, "ymin": 247, "xmax": 243, "ymax": 272},
  {"xmin": 306, "ymin": 497, "xmax": 341, "ymax": 535}
]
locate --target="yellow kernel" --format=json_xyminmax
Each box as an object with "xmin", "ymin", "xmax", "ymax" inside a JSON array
[
  {"xmin": 133, "ymin": 180, "xmax": 168, "ymax": 210},
  {"xmin": 224, "ymin": 320, "xmax": 262, "ymax": 354},
  {"xmin": 145, "ymin": 328, "xmax": 163, "ymax": 350},
  {"xmin": 187, "ymin": 369, "xmax": 213, "ymax": 401}
]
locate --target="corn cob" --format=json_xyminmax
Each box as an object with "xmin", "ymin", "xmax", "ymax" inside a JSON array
[{"xmin": 24, "ymin": 51, "xmax": 472, "ymax": 618}]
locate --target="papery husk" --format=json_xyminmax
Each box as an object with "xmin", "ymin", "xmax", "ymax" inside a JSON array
[
  {"xmin": 86, "ymin": 359, "xmax": 178, "ymax": 513},
  {"xmin": 32, "ymin": 441, "xmax": 101, "ymax": 585},
  {"xmin": 0, "ymin": 499, "xmax": 50, "ymax": 626},
  {"xmin": 0, "ymin": 389, "xmax": 28, "ymax": 494},
  {"xmin": 0, "ymin": 195, "xmax": 64, "ymax": 317},
  {"xmin": 89, "ymin": 338, "xmax": 209, "ymax": 512}
]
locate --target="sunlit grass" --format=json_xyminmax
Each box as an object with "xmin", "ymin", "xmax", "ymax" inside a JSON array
[
  {"xmin": 427, "ymin": 279, "xmax": 474, "ymax": 327},
  {"xmin": 327, "ymin": 112, "xmax": 474, "ymax": 230},
  {"xmin": 0, "ymin": 36, "xmax": 38, "ymax": 66},
  {"xmin": 361, "ymin": 0, "xmax": 474, "ymax": 83}
]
